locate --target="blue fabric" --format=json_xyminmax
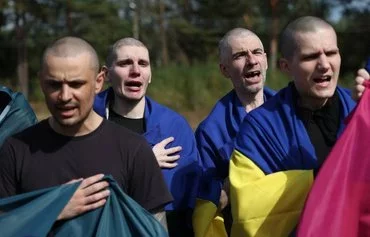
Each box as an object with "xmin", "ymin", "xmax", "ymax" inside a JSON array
[
  {"xmin": 0, "ymin": 86, "xmax": 37, "ymax": 147},
  {"xmin": 195, "ymin": 88, "xmax": 276, "ymax": 205},
  {"xmin": 0, "ymin": 175, "xmax": 168, "ymax": 237},
  {"xmin": 234, "ymin": 84, "xmax": 356, "ymax": 174},
  {"xmin": 94, "ymin": 88, "xmax": 201, "ymax": 211}
]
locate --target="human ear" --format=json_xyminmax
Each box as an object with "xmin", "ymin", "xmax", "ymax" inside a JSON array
[
  {"xmin": 95, "ymin": 70, "xmax": 105, "ymax": 93},
  {"xmin": 219, "ymin": 63, "xmax": 230, "ymax": 78},
  {"xmin": 279, "ymin": 58, "xmax": 290, "ymax": 73}
]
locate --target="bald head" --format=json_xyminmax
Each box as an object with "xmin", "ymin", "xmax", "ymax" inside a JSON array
[
  {"xmin": 106, "ymin": 37, "xmax": 148, "ymax": 67},
  {"xmin": 42, "ymin": 36, "xmax": 99, "ymax": 73},
  {"xmin": 280, "ymin": 16, "xmax": 335, "ymax": 60},
  {"xmin": 219, "ymin": 28, "xmax": 263, "ymax": 64}
]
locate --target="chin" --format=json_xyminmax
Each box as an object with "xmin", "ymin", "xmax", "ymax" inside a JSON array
[
  {"xmin": 123, "ymin": 95, "xmax": 145, "ymax": 103},
  {"xmin": 313, "ymin": 88, "xmax": 336, "ymax": 99},
  {"xmin": 245, "ymin": 84, "xmax": 263, "ymax": 94}
]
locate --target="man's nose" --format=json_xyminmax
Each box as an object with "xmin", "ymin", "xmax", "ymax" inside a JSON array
[
  {"xmin": 317, "ymin": 54, "xmax": 330, "ymax": 71},
  {"xmin": 130, "ymin": 63, "xmax": 140, "ymax": 75},
  {"xmin": 58, "ymin": 84, "xmax": 72, "ymax": 102},
  {"xmin": 246, "ymin": 51, "xmax": 258, "ymax": 65}
]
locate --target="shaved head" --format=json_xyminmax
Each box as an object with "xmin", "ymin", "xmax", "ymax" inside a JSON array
[
  {"xmin": 42, "ymin": 36, "xmax": 99, "ymax": 73},
  {"xmin": 280, "ymin": 16, "xmax": 335, "ymax": 60},
  {"xmin": 219, "ymin": 28, "xmax": 263, "ymax": 64},
  {"xmin": 106, "ymin": 37, "xmax": 148, "ymax": 67}
]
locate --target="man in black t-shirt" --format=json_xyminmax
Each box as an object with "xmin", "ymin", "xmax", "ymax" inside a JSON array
[{"xmin": 0, "ymin": 37, "xmax": 172, "ymax": 230}]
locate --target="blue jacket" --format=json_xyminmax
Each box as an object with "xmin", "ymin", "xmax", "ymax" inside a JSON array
[
  {"xmin": 94, "ymin": 88, "xmax": 201, "ymax": 211},
  {"xmin": 0, "ymin": 86, "xmax": 37, "ymax": 147},
  {"xmin": 195, "ymin": 88, "xmax": 276, "ymax": 204}
]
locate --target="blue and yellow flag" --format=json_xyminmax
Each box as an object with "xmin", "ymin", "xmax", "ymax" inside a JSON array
[{"xmin": 229, "ymin": 84, "xmax": 355, "ymax": 237}]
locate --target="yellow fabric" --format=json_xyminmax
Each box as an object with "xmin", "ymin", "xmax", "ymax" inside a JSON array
[
  {"xmin": 229, "ymin": 150, "xmax": 314, "ymax": 237},
  {"xmin": 193, "ymin": 199, "xmax": 228, "ymax": 237}
]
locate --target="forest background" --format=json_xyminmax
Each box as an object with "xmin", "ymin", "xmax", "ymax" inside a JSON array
[{"xmin": 1, "ymin": 0, "xmax": 369, "ymax": 128}]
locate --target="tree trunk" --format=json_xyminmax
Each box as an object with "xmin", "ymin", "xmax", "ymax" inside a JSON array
[
  {"xmin": 15, "ymin": 1, "xmax": 29, "ymax": 99},
  {"xmin": 269, "ymin": 0, "xmax": 279, "ymax": 75},
  {"xmin": 158, "ymin": 0, "xmax": 168, "ymax": 66},
  {"xmin": 66, "ymin": 0, "xmax": 73, "ymax": 34}
]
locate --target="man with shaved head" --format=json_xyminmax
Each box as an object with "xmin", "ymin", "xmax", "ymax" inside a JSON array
[
  {"xmin": 229, "ymin": 16, "xmax": 356, "ymax": 236},
  {"xmin": 192, "ymin": 28, "xmax": 275, "ymax": 236},
  {"xmin": 93, "ymin": 37, "xmax": 201, "ymax": 236},
  {"xmin": 0, "ymin": 36, "xmax": 172, "ymax": 233}
]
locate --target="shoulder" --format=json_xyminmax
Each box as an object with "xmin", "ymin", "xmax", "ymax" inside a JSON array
[
  {"xmin": 197, "ymin": 90, "xmax": 235, "ymax": 131},
  {"xmin": 146, "ymin": 97, "xmax": 192, "ymax": 127},
  {"xmin": 263, "ymin": 86, "xmax": 277, "ymax": 98},
  {"xmin": 2, "ymin": 120, "xmax": 46, "ymax": 151}
]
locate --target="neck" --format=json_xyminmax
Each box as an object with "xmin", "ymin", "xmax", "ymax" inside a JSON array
[
  {"xmin": 236, "ymin": 89, "xmax": 265, "ymax": 113},
  {"xmin": 49, "ymin": 111, "xmax": 103, "ymax": 137},
  {"xmin": 112, "ymin": 95, "xmax": 145, "ymax": 119}
]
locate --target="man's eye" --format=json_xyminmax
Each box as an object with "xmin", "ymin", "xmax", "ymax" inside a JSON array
[
  {"xmin": 69, "ymin": 82, "xmax": 84, "ymax": 88},
  {"xmin": 326, "ymin": 51, "xmax": 338, "ymax": 57},
  {"xmin": 117, "ymin": 61, "xmax": 131, "ymax": 67},
  {"xmin": 253, "ymin": 51, "xmax": 263, "ymax": 55},
  {"xmin": 48, "ymin": 82, "xmax": 61, "ymax": 89},
  {"xmin": 139, "ymin": 61, "xmax": 149, "ymax": 67}
]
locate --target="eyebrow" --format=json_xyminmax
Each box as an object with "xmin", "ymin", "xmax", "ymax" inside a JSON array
[
  {"xmin": 300, "ymin": 48, "xmax": 339, "ymax": 59},
  {"xmin": 232, "ymin": 48, "xmax": 264, "ymax": 58}
]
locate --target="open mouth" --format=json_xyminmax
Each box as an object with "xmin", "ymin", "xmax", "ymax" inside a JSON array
[
  {"xmin": 313, "ymin": 75, "xmax": 331, "ymax": 83},
  {"xmin": 245, "ymin": 71, "xmax": 261, "ymax": 78},
  {"xmin": 125, "ymin": 81, "xmax": 142, "ymax": 87}
]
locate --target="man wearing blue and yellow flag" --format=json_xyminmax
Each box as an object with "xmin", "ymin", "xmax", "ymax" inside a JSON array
[
  {"xmin": 193, "ymin": 28, "xmax": 275, "ymax": 237},
  {"xmin": 229, "ymin": 16, "xmax": 356, "ymax": 237}
]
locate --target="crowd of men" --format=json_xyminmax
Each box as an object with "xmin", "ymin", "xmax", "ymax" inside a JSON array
[{"xmin": 0, "ymin": 16, "xmax": 369, "ymax": 237}]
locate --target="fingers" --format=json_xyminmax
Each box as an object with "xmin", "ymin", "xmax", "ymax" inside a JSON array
[
  {"xmin": 159, "ymin": 137, "xmax": 175, "ymax": 147},
  {"xmin": 81, "ymin": 198, "xmax": 107, "ymax": 213},
  {"xmin": 163, "ymin": 146, "xmax": 182, "ymax": 155},
  {"xmin": 84, "ymin": 189, "xmax": 110, "ymax": 205},
  {"xmin": 57, "ymin": 174, "xmax": 110, "ymax": 220},
  {"xmin": 159, "ymin": 161, "xmax": 178, "ymax": 168},
  {"xmin": 357, "ymin": 68, "xmax": 370, "ymax": 79},
  {"xmin": 79, "ymin": 173, "xmax": 105, "ymax": 189},
  {"xmin": 82, "ymin": 181, "xmax": 109, "ymax": 197},
  {"xmin": 352, "ymin": 69, "xmax": 369, "ymax": 101},
  {"xmin": 161, "ymin": 154, "xmax": 180, "ymax": 162}
]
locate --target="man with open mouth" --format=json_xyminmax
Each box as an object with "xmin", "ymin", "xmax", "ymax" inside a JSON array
[
  {"xmin": 229, "ymin": 16, "xmax": 357, "ymax": 237},
  {"xmin": 94, "ymin": 37, "xmax": 201, "ymax": 236},
  {"xmin": 192, "ymin": 27, "xmax": 276, "ymax": 237}
]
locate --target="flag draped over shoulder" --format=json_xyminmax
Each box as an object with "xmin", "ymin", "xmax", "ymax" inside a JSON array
[
  {"xmin": 298, "ymin": 81, "xmax": 370, "ymax": 237},
  {"xmin": 229, "ymin": 84, "xmax": 355, "ymax": 237},
  {"xmin": 94, "ymin": 88, "xmax": 201, "ymax": 211},
  {"xmin": 0, "ymin": 86, "xmax": 37, "ymax": 147},
  {"xmin": 0, "ymin": 175, "xmax": 168, "ymax": 237}
]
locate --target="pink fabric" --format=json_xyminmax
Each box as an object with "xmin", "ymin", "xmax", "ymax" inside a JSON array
[{"xmin": 298, "ymin": 81, "xmax": 370, "ymax": 237}]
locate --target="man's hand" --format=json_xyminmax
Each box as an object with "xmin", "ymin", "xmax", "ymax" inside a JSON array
[
  {"xmin": 352, "ymin": 68, "xmax": 370, "ymax": 101},
  {"xmin": 152, "ymin": 137, "xmax": 182, "ymax": 168},
  {"xmin": 218, "ymin": 177, "xmax": 230, "ymax": 211},
  {"xmin": 57, "ymin": 174, "xmax": 110, "ymax": 221}
]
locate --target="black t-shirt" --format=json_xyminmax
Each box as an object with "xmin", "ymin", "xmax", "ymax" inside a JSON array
[
  {"xmin": 0, "ymin": 119, "xmax": 172, "ymax": 211},
  {"xmin": 109, "ymin": 108, "xmax": 145, "ymax": 134},
  {"xmin": 293, "ymin": 86, "xmax": 341, "ymax": 168}
]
